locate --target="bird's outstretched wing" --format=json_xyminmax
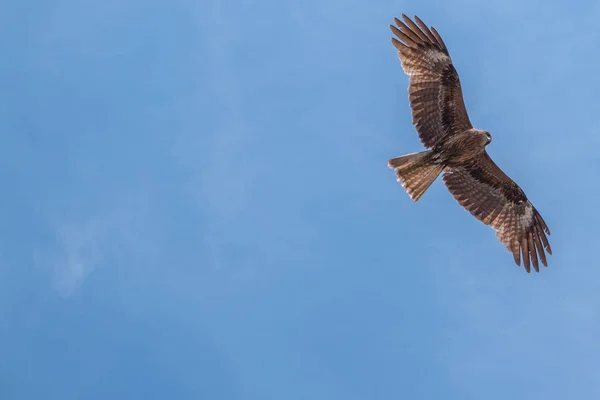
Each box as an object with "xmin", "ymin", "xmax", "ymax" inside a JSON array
[
  {"xmin": 442, "ymin": 152, "xmax": 552, "ymax": 272},
  {"xmin": 391, "ymin": 14, "xmax": 472, "ymax": 148}
]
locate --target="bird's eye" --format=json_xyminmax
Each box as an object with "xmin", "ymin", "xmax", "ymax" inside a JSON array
[{"xmin": 486, "ymin": 132, "xmax": 492, "ymax": 143}]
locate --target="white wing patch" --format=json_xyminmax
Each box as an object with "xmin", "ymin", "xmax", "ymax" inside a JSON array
[
  {"xmin": 519, "ymin": 203, "xmax": 535, "ymax": 230},
  {"xmin": 426, "ymin": 49, "xmax": 450, "ymax": 64}
]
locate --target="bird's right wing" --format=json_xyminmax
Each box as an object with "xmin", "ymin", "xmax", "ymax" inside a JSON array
[
  {"xmin": 391, "ymin": 15, "xmax": 473, "ymax": 148},
  {"xmin": 442, "ymin": 152, "xmax": 552, "ymax": 273}
]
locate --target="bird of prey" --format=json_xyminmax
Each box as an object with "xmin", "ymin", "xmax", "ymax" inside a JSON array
[{"xmin": 387, "ymin": 14, "xmax": 552, "ymax": 272}]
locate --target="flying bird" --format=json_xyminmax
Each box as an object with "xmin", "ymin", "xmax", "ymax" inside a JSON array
[{"xmin": 388, "ymin": 14, "xmax": 552, "ymax": 272}]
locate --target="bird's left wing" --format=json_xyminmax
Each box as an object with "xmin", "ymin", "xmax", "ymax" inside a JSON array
[
  {"xmin": 391, "ymin": 14, "xmax": 473, "ymax": 148},
  {"xmin": 442, "ymin": 152, "xmax": 552, "ymax": 272}
]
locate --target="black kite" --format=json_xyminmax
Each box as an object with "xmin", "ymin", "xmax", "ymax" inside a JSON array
[{"xmin": 388, "ymin": 14, "xmax": 552, "ymax": 272}]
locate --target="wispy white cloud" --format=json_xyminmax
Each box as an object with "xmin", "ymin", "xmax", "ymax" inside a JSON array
[
  {"xmin": 33, "ymin": 188, "xmax": 163, "ymax": 297},
  {"xmin": 48, "ymin": 217, "xmax": 104, "ymax": 297}
]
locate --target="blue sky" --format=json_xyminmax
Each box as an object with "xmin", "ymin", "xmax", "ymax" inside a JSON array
[{"xmin": 2, "ymin": 0, "xmax": 600, "ymax": 398}]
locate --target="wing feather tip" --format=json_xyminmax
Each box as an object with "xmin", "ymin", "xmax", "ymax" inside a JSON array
[{"xmin": 512, "ymin": 250, "xmax": 520, "ymax": 267}]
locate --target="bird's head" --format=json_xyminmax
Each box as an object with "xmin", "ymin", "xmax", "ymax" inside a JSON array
[{"xmin": 478, "ymin": 130, "xmax": 492, "ymax": 147}]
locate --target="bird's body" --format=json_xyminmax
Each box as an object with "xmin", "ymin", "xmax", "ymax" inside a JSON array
[
  {"xmin": 432, "ymin": 129, "xmax": 490, "ymax": 164},
  {"xmin": 388, "ymin": 14, "xmax": 552, "ymax": 272}
]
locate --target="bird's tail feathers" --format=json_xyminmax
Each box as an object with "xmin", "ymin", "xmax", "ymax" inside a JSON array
[{"xmin": 388, "ymin": 151, "xmax": 442, "ymax": 202}]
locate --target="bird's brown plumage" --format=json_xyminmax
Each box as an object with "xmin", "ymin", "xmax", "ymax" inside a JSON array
[
  {"xmin": 442, "ymin": 153, "xmax": 552, "ymax": 272},
  {"xmin": 388, "ymin": 14, "xmax": 552, "ymax": 272},
  {"xmin": 390, "ymin": 15, "xmax": 472, "ymax": 148}
]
